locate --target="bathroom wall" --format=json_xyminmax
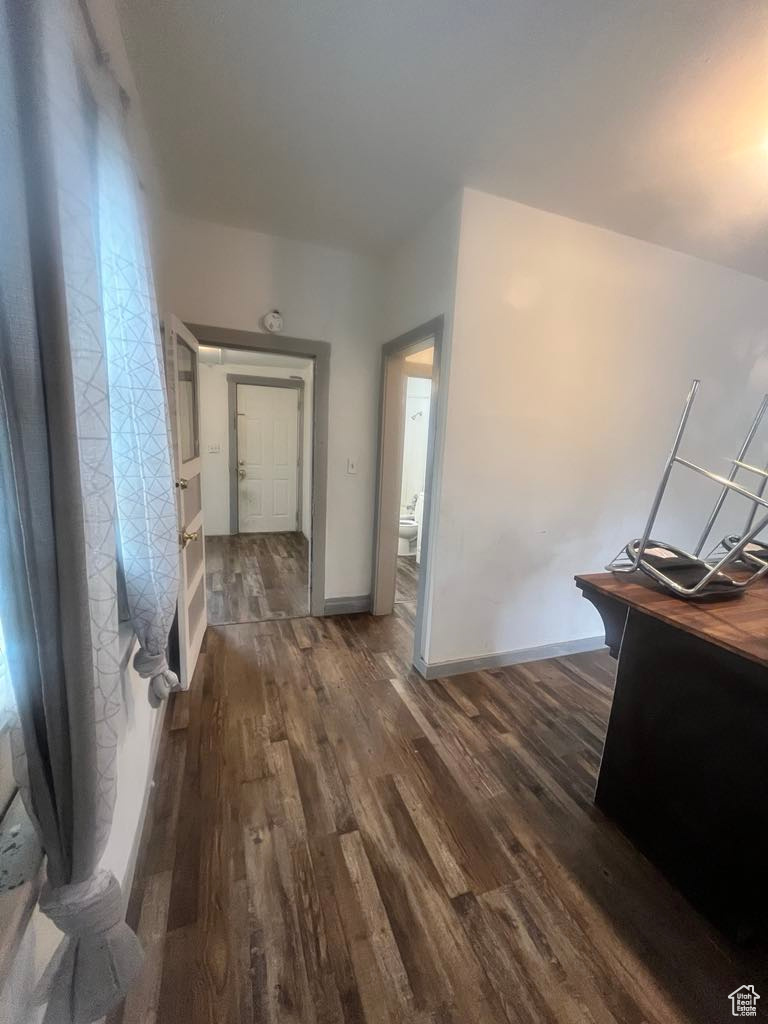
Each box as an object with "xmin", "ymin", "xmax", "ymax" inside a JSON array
[{"xmin": 401, "ymin": 376, "xmax": 431, "ymax": 512}]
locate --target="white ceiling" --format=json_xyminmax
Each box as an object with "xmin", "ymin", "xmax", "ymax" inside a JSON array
[
  {"xmin": 117, "ymin": 0, "xmax": 768, "ymax": 278},
  {"xmin": 198, "ymin": 346, "xmax": 311, "ymax": 370}
]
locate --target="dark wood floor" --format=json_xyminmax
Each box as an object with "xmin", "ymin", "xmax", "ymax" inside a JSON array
[
  {"xmin": 113, "ymin": 606, "xmax": 767, "ymax": 1024},
  {"xmin": 206, "ymin": 532, "xmax": 309, "ymax": 625},
  {"xmin": 395, "ymin": 555, "xmax": 419, "ymax": 606}
]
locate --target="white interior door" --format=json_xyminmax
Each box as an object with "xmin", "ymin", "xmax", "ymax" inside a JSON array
[
  {"xmin": 166, "ymin": 315, "xmax": 207, "ymax": 687},
  {"xmin": 237, "ymin": 384, "xmax": 299, "ymax": 533}
]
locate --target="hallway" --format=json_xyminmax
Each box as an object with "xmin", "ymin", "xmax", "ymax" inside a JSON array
[
  {"xmin": 113, "ymin": 608, "xmax": 767, "ymax": 1024},
  {"xmin": 205, "ymin": 532, "xmax": 309, "ymax": 625}
]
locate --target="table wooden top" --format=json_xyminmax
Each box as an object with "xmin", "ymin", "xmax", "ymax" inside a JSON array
[{"xmin": 575, "ymin": 571, "xmax": 768, "ymax": 669}]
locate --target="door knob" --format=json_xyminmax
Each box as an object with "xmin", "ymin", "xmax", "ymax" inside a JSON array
[
  {"xmin": 180, "ymin": 528, "xmax": 200, "ymax": 547},
  {"xmin": 176, "ymin": 478, "xmax": 189, "ymax": 490}
]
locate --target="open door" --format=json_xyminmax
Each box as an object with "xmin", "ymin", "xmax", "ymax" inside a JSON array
[
  {"xmin": 166, "ymin": 315, "xmax": 207, "ymax": 687},
  {"xmin": 371, "ymin": 317, "xmax": 444, "ymax": 674}
]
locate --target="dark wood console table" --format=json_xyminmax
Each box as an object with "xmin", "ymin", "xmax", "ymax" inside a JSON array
[{"xmin": 576, "ymin": 571, "xmax": 768, "ymax": 941}]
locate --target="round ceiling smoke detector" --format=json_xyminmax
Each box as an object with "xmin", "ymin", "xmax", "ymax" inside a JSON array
[{"xmin": 261, "ymin": 309, "xmax": 284, "ymax": 333}]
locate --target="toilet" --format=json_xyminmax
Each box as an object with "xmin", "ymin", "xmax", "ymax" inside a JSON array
[
  {"xmin": 398, "ymin": 490, "xmax": 425, "ymax": 556},
  {"xmin": 398, "ymin": 517, "xmax": 418, "ymax": 555}
]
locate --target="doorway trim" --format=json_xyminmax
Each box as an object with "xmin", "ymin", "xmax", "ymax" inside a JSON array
[
  {"xmin": 227, "ymin": 375, "xmax": 306, "ymax": 536},
  {"xmin": 372, "ymin": 315, "xmax": 444, "ymax": 669},
  {"xmin": 187, "ymin": 323, "xmax": 329, "ymax": 618}
]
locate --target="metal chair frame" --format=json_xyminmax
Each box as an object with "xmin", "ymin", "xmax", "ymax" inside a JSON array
[{"xmin": 606, "ymin": 380, "xmax": 768, "ymax": 597}]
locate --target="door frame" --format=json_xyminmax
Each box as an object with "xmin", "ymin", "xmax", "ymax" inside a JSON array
[
  {"xmin": 372, "ymin": 316, "xmax": 444, "ymax": 669},
  {"xmin": 187, "ymin": 323, "xmax": 329, "ymax": 618},
  {"xmin": 227, "ymin": 374, "xmax": 305, "ymax": 535}
]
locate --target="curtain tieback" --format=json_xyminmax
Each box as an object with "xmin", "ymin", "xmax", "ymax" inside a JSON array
[
  {"xmin": 133, "ymin": 647, "xmax": 181, "ymax": 704},
  {"xmin": 34, "ymin": 869, "xmax": 143, "ymax": 1023}
]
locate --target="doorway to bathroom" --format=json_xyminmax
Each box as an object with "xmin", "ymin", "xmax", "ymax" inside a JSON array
[
  {"xmin": 396, "ymin": 373, "xmax": 431, "ymax": 604},
  {"xmin": 372, "ymin": 317, "xmax": 444, "ymax": 672}
]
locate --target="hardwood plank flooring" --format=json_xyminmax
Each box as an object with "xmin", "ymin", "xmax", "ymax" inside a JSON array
[
  {"xmin": 206, "ymin": 532, "xmax": 309, "ymax": 625},
  {"xmin": 112, "ymin": 608, "xmax": 768, "ymax": 1024},
  {"xmin": 395, "ymin": 555, "xmax": 419, "ymax": 606}
]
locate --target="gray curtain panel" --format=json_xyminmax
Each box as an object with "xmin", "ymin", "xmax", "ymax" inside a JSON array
[
  {"xmin": 97, "ymin": 108, "xmax": 181, "ymax": 707},
  {"xmin": 1, "ymin": 1, "xmax": 142, "ymax": 1021}
]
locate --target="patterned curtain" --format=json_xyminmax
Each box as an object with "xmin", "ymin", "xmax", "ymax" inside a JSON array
[
  {"xmin": 1, "ymin": 0, "xmax": 143, "ymax": 1017},
  {"xmin": 97, "ymin": 109, "xmax": 180, "ymax": 706},
  {"xmin": 1, "ymin": 0, "xmax": 178, "ymax": 1018},
  {"xmin": 0, "ymin": 615, "xmax": 15, "ymax": 732}
]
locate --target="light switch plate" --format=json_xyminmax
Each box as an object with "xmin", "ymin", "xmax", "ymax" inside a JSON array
[
  {"xmin": 346, "ymin": 457, "xmax": 358, "ymax": 475},
  {"xmin": 208, "ymin": 442, "xmax": 222, "ymax": 454}
]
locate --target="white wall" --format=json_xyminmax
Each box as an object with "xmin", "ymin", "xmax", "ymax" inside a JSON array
[
  {"xmin": 401, "ymin": 377, "xmax": 431, "ymax": 512},
  {"xmin": 426, "ymin": 187, "xmax": 768, "ymax": 666},
  {"xmin": 199, "ymin": 359, "xmax": 313, "ymax": 538},
  {"xmin": 381, "ymin": 193, "xmax": 462, "ymax": 342},
  {"xmin": 163, "ymin": 214, "xmax": 382, "ymax": 599}
]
